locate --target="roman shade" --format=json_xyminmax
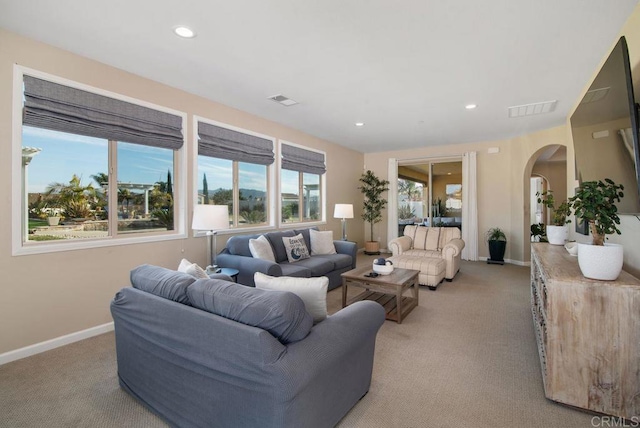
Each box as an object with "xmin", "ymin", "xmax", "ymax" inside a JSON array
[
  {"xmin": 23, "ymin": 76, "xmax": 184, "ymax": 150},
  {"xmin": 198, "ymin": 121, "xmax": 275, "ymax": 165},
  {"xmin": 281, "ymin": 144, "xmax": 326, "ymax": 175}
]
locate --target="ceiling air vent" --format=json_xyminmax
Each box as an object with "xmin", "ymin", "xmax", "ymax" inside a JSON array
[
  {"xmin": 580, "ymin": 87, "xmax": 610, "ymax": 104},
  {"xmin": 508, "ymin": 100, "xmax": 557, "ymax": 118},
  {"xmin": 268, "ymin": 94, "xmax": 298, "ymax": 106}
]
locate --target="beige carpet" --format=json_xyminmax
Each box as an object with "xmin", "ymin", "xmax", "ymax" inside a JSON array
[{"xmin": 0, "ymin": 258, "xmax": 594, "ymax": 428}]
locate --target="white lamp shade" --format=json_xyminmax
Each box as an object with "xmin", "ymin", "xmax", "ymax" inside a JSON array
[
  {"xmin": 192, "ymin": 205, "xmax": 229, "ymax": 231},
  {"xmin": 334, "ymin": 203, "xmax": 354, "ymax": 219}
]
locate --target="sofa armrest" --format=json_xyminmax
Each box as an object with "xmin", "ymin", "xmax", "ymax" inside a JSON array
[
  {"xmin": 388, "ymin": 235, "xmax": 412, "ymax": 256},
  {"xmin": 442, "ymin": 238, "xmax": 465, "ymax": 259},
  {"xmin": 216, "ymin": 251, "xmax": 282, "ymax": 287},
  {"xmin": 333, "ymin": 240, "xmax": 357, "ymax": 269},
  {"xmin": 282, "ymin": 300, "xmax": 385, "ymax": 378}
]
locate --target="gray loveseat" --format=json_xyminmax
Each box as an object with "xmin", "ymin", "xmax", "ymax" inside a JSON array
[
  {"xmin": 217, "ymin": 227, "xmax": 356, "ymax": 289},
  {"xmin": 111, "ymin": 265, "xmax": 385, "ymax": 428}
]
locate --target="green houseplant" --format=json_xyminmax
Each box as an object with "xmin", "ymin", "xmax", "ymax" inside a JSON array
[
  {"xmin": 486, "ymin": 227, "xmax": 507, "ymax": 264},
  {"xmin": 358, "ymin": 170, "xmax": 390, "ymax": 255},
  {"xmin": 568, "ymin": 179, "xmax": 625, "ymax": 280},
  {"xmin": 536, "ymin": 190, "xmax": 571, "ymax": 245}
]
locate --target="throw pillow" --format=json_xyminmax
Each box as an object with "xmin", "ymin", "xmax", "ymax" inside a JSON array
[
  {"xmin": 130, "ymin": 264, "xmax": 195, "ymax": 304},
  {"xmin": 177, "ymin": 258, "xmax": 209, "ymax": 279},
  {"xmin": 282, "ymin": 233, "xmax": 310, "ymax": 263},
  {"xmin": 254, "ymin": 272, "xmax": 328, "ymax": 323},
  {"xmin": 249, "ymin": 235, "xmax": 276, "ymax": 262},
  {"xmin": 187, "ymin": 278, "xmax": 313, "ymax": 344},
  {"xmin": 310, "ymin": 229, "xmax": 336, "ymax": 255}
]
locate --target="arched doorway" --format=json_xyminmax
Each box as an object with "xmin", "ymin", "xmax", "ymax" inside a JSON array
[{"xmin": 522, "ymin": 145, "xmax": 567, "ymax": 262}]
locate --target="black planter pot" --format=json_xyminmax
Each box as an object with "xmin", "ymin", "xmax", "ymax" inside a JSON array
[{"xmin": 488, "ymin": 240, "xmax": 506, "ymax": 265}]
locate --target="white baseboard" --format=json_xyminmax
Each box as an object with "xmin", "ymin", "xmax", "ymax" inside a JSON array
[{"xmin": 0, "ymin": 322, "xmax": 114, "ymax": 366}]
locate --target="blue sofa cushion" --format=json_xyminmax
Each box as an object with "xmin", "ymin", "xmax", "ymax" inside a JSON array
[
  {"xmin": 265, "ymin": 230, "xmax": 296, "ymax": 263},
  {"xmin": 313, "ymin": 253, "xmax": 354, "ymax": 270},
  {"xmin": 130, "ymin": 264, "xmax": 195, "ymax": 304},
  {"xmin": 225, "ymin": 234, "xmax": 260, "ymax": 257},
  {"xmin": 283, "ymin": 257, "xmax": 334, "ymax": 276},
  {"xmin": 187, "ymin": 278, "xmax": 313, "ymax": 344},
  {"xmin": 280, "ymin": 263, "xmax": 312, "ymax": 278},
  {"xmin": 293, "ymin": 227, "xmax": 318, "ymax": 252}
]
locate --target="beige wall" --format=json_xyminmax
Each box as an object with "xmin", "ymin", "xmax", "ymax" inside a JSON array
[
  {"xmin": 364, "ymin": 126, "xmax": 569, "ymax": 263},
  {"xmin": 0, "ymin": 30, "xmax": 364, "ymax": 354}
]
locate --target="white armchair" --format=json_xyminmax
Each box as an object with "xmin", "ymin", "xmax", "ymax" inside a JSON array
[{"xmin": 388, "ymin": 225, "xmax": 465, "ymax": 281}]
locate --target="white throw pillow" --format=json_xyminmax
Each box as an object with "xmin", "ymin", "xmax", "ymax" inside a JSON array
[
  {"xmin": 177, "ymin": 258, "xmax": 209, "ymax": 279},
  {"xmin": 254, "ymin": 272, "xmax": 328, "ymax": 323},
  {"xmin": 310, "ymin": 229, "xmax": 337, "ymax": 255},
  {"xmin": 249, "ymin": 235, "xmax": 276, "ymax": 262},
  {"xmin": 282, "ymin": 233, "xmax": 310, "ymax": 263}
]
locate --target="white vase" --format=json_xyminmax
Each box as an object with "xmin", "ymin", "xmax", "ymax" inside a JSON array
[
  {"xmin": 47, "ymin": 216, "xmax": 60, "ymax": 226},
  {"xmin": 577, "ymin": 243, "xmax": 623, "ymax": 281},
  {"xmin": 546, "ymin": 225, "xmax": 567, "ymax": 245}
]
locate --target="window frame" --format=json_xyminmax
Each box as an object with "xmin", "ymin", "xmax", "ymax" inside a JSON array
[
  {"xmin": 278, "ymin": 140, "xmax": 327, "ymax": 228},
  {"xmin": 193, "ymin": 116, "xmax": 277, "ymax": 236},
  {"xmin": 12, "ymin": 66, "xmax": 188, "ymax": 256}
]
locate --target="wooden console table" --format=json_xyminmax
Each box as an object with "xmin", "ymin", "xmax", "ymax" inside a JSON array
[{"xmin": 531, "ymin": 243, "xmax": 640, "ymax": 419}]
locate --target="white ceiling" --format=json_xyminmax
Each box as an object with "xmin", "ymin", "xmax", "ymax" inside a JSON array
[{"xmin": 1, "ymin": 0, "xmax": 638, "ymax": 153}]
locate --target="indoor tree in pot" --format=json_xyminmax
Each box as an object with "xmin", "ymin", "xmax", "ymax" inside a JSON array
[
  {"xmin": 486, "ymin": 227, "xmax": 507, "ymax": 265},
  {"xmin": 536, "ymin": 190, "xmax": 571, "ymax": 245},
  {"xmin": 568, "ymin": 178, "xmax": 625, "ymax": 280},
  {"xmin": 358, "ymin": 170, "xmax": 390, "ymax": 255}
]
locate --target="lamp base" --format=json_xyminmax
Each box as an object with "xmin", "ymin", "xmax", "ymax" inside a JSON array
[{"xmin": 206, "ymin": 265, "xmax": 221, "ymax": 274}]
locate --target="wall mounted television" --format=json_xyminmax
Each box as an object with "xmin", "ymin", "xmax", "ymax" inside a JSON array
[{"xmin": 571, "ymin": 36, "xmax": 640, "ymax": 215}]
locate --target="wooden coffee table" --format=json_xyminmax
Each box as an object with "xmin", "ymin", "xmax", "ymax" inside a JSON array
[{"xmin": 341, "ymin": 265, "xmax": 419, "ymax": 324}]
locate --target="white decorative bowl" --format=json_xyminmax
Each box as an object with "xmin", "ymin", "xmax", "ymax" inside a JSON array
[
  {"xmin": 372, "ymin": 263, "xmax": 394, "ymax": 275},
  {"xmin": 564, "ymin": 242, "xmax": 578, "ymax": 256}
]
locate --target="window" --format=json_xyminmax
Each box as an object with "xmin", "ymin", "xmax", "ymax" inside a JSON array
[
  {"xmin": 446, "ymin": 184, "xmax": 462, "ymax": 210},
  {"xmin": 196, "ymin": 119, "xmax": 274, "ymax": 229},
  {"xmin": 16, "ymin": 70, "xmax": 185, "ymax": 253},
  {"xmin": 280, "ymin": 143, "xmax": 326, "ymax": 224}
]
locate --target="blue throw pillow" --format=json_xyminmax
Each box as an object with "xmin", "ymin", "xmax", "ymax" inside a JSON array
[
  {"xmin": 187, "ymin": 278, "xmax": 313, "ymax": 344},
  {"xmin": 130, "ymin": 264, "xmax": 195, "ymax": 304}
]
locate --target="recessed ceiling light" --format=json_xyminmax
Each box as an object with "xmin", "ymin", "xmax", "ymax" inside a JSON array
[
  {"xmin": 174, "ymin": 26, "xmax": 196, "ymax": 38},
  {"xmin": 465, "ymin": 104, "xmax": 477, "ymax": 109},
  {"xmin": 355, "ymin": 122, "xmax": 365, "ymax": 127}
]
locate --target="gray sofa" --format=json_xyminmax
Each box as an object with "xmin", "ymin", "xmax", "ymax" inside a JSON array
[
  {"xmin": 111, "ymin": 265, "xmax": 385, "ymax": 428},
  {"xmin": 217, "ymin": 227, "xmax": 357, "ymax": 289}
]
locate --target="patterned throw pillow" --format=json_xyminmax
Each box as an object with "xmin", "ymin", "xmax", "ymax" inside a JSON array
[{"xmin": 282, "ymin": 233, "xmax": 311, "ymax": 263}]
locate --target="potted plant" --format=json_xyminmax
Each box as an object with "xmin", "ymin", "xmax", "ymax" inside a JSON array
[
  {"xmin": 530, "ymin": 223, "xmax": 546, "ymax": 242},
  {"xmin": 568, "ymin": 179, "xmax": 625, "ymax": 280},
  {"xmin": 486, "ymin": 227, "xmax": 507, "ymax": 265},
  {"xmin": 536, "ymin": 190, "xmax": 571, "ymax": 245},
  {"xmin": 358, "ymin": 170, "xmax": 390, "ymax": 255}
]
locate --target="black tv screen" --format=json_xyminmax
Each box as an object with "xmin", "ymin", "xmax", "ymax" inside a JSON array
[{"xmin": 571, "ymin": 36, "xmax": 640, "ymax": 215}]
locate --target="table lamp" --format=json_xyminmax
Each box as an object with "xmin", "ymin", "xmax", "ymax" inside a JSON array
[
  {"xmin": 192, "ymin": 205, "xmax": 229, "ymax": 273},
  {"xmin": 333, "ymin": 203, "xmax": 354, "ymax": 241}
]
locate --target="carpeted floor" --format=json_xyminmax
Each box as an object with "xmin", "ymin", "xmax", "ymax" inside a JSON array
[{"xmin": 0, "ymin": 257, "xmax": 595, "ymax": 428}]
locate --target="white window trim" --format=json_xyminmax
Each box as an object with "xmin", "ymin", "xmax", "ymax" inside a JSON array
[
  {"xmin": 12, "ymin": 65, "xmax": 188, "ymax": 256},
  {"xmin": 192, "ymin": 116, "xmax": 277, "ymax": 236},
  {"xmin": 277, "ymin": 139, "xmax": 327, "ymax": 229}
]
